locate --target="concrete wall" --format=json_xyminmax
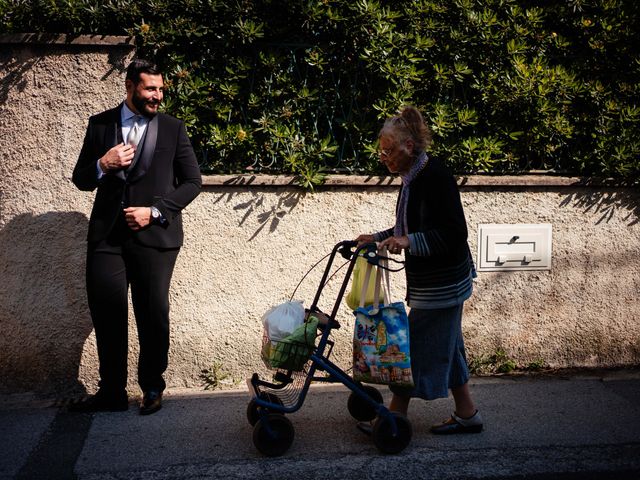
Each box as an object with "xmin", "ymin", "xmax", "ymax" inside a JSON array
[{"xmin": 1, "ymin": 37, "xmax": 639, "ymax": 397}]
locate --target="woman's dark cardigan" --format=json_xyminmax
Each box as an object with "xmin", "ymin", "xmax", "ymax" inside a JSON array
[{"xmin": 374, "ymin": 156, "xmax": 474, "ymax": 309}]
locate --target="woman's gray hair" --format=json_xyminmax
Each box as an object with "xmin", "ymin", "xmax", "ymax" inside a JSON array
[{"xmin": 379, "ymin": 106, "xmax": 433, "ymax": 153}]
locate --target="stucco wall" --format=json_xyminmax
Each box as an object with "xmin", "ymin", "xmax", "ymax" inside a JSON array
[{"xmin": 1, "ymin": 38, "xmax": 639, "ymax": 397}]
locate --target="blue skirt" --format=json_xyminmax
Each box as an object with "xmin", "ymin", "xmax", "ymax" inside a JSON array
[{"xmin": 389, "ymin": 304, "xmax": 470, "ymax": 400}]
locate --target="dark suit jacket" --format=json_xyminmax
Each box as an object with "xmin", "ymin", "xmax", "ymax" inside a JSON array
[{"xmin": 73, "ymin": 104, "xmax": 202, "ymax": 249}]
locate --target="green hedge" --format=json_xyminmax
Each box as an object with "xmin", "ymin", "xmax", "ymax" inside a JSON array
[{"xmin": 2, "ymin": 0, "xmax": 639, "ymax": 185}]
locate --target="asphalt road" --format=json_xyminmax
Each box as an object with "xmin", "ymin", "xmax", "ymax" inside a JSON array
[{"xmin": 2, "ymin": 370, "xmax": 639, "ymax": 479}]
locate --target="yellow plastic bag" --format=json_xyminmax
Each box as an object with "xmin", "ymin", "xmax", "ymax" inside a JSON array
[{"xmin": 345, "ymin": 255, "xmax": 384, "ymax": 310}]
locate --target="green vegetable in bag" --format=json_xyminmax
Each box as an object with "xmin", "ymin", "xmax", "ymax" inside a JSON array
[{"xmin": 262, "ymin": 317, "xmax": 319, "ymax": 371}]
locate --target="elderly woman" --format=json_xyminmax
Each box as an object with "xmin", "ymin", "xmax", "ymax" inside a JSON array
[{"xmin": 356, "ymin": 106, "xmax": 482, "ymax": 434}]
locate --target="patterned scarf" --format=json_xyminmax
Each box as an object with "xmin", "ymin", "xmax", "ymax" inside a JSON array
[{"xmin": 394, "ymin": 151, "xmax": 428, "ymax": 236}]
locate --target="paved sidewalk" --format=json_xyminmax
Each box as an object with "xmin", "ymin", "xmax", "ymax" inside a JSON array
[{"xmin": 1, "ymin": 370, "xmax": 640, "ymax": 479}]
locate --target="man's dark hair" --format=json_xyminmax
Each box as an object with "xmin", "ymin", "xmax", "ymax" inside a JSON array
[{"xmin": 126, "ymin": 59, "xmax": 162, "ymax": 84}]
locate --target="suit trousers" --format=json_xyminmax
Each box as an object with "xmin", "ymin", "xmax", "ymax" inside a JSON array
[{"xmin": 86, "ymin": 224, "xmax": 179, "ymax": 394}]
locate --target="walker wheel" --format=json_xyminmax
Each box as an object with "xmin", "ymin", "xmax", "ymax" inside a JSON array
[
  {"xmin": 347, "ymin": 385, "xmax": 384, "ymax": 421},
  {"xmin": 372, "ymin": 412, "xmax": 412, "ymax": 454},
  {"xmin": 246, "ymin": 392, "xmax": 283, "ymax": 426},
  {"xmin": 252, "ymin": 413, "xmax": 294, "ymax": 457}
]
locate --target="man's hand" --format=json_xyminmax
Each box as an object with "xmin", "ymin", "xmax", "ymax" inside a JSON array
[
  {"xmin": 99, "ymin": 143, "xmax": 135, "ymax": 173},
  {"xmin": 124, "ymin": 207, "xmax": 151, "ymax": 231}
]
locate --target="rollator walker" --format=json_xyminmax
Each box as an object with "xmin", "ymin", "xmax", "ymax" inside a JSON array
[{"xmin": 247, "ymin": 240, "xmax": 411, "ymax": 456}]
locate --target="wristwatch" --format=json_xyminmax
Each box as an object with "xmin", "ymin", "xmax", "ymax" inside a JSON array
[{"xmin": 150, "ymin": 206, "xmax": 163, "ymax": 224}]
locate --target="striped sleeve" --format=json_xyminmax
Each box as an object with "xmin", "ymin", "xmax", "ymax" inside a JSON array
[
  {"xmin": 408, "ymin": 229, "xmax": 453, "ymax": 257},
  {"xmin": 408, "ymin": 232, "xmax": 431, "ymax": 256},
  {"xmin": 406, "ymin": 257, "xmax": 474, "ymax": 309},
  {"xmin": 373, "ymin": 228, "xmax": 393, "ymax": 242}
]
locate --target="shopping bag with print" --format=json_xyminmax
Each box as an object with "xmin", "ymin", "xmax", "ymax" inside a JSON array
[{"xmin": 352, "ymin": 249, "xmax": 414, "ymax": 387}]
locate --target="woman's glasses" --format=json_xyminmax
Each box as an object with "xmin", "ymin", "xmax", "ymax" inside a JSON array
[{"xmin": 378, "ymin": 144, "xmax": 398, "ymax": 161}]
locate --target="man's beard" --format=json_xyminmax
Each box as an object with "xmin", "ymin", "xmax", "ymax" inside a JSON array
[{"xmin": 132, "ymin": 93, "xmax": 160, "ymax": 118}]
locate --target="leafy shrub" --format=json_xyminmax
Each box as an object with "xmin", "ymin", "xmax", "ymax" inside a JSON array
[
  {"xmin": 199, "ymin": 361, "xmax": 231, "ymax": 390},
  {"xmin": 469, "ymin": 348, "xmax": 517, "ymax": 374},
  {"xmin": 2, "ymin": 0, "xmax": 638, "ymax": 185}
]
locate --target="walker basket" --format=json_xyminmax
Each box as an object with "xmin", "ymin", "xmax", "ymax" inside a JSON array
[{"xmin": 260, "ymin": 321, "xmax": 317, "ymax": 372}]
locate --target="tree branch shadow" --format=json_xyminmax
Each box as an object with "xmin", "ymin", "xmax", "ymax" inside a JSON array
[
  {"xmin": 0, "ymin": 55, "xmax": 38, "ymax": 105},
  {"xmin": 559, "ymin": 185, "xmax": 639, "ymax": 226},
  {"xmin": 246, "ymin": 190, "xmax": 304, "ymax": 241},
  {"xmin": 210, "ymin": 179, "xmax": 305, "ymax": 240}
]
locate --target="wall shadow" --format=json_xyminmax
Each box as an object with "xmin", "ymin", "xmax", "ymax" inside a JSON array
[
  {"xmin": 0, "ymin": 54, "xmax": 39, "ymax": 105},
  {"xmin": 0, "ymin": 212, "xmax": 92, "ymax": 398},
  {"xmin": 0, "ymin": 42, "xmax": 129, "ymax": 106},
  {"xmin": 559, "ymin": 186, "xmax": 640, "ymax": 226},
  {"xmin": 211, "ymin": 184, "xmax": 306, "ymax": 241}
]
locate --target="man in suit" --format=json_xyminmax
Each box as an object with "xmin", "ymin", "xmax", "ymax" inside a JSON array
[{"xmin": 71, "ymin": 59, "xmax": 202, "ymax": 415}]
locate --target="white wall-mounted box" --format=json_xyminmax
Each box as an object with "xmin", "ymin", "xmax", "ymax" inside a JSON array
[{"xmin": 477, "ymin": 224, "xmax": 552, "ymax": 271}]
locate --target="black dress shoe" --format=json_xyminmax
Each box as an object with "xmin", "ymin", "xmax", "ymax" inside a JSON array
[
  {"xmin": 430, "ymin": 411, "xmax": 483, "ymax": 435},
  {"xmin": 140, "ymin": 390, "xmax": 163, "ymax": 415},
  {"xmin": 68, "ymin": 390, "xmax": 128, "ymax": 413}
]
